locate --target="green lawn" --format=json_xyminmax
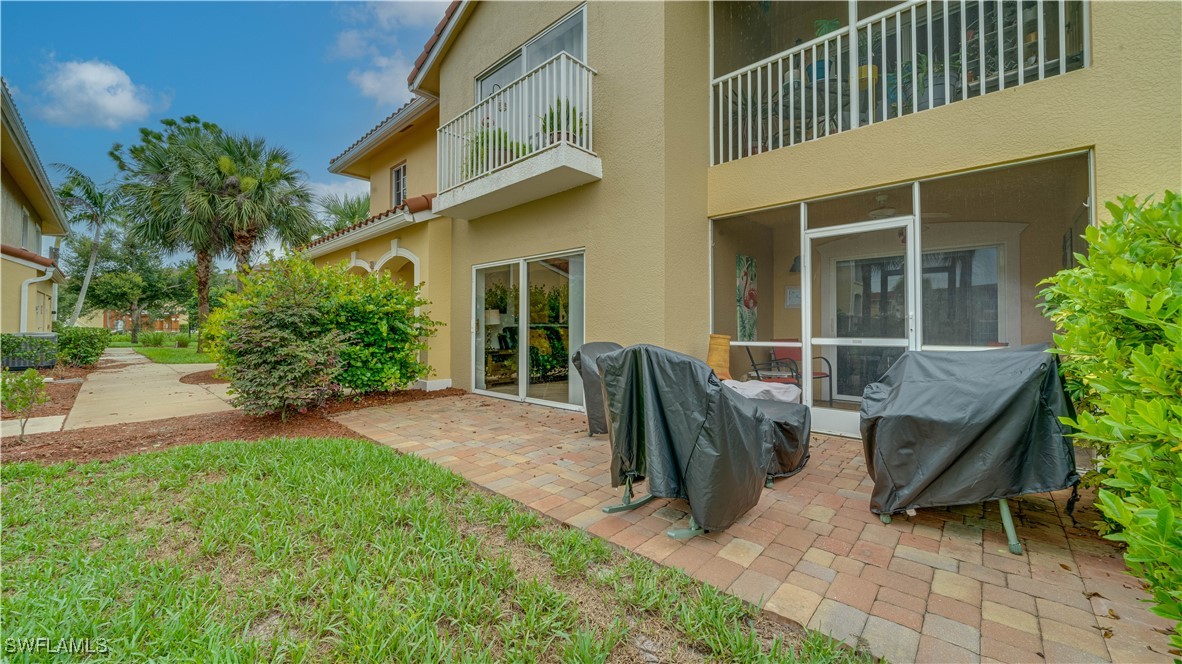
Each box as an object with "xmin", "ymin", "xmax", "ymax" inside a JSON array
[
  {"xmin": 1, "ymin": 438, "xmax": 871, "ymax": 662},
  {"xmin": 134, "ymin": 346, "xmax": 211, "ymax": 364},
  {"xmin": 106, "ymin": 342, "xmax": 211, "ymax": 363}
]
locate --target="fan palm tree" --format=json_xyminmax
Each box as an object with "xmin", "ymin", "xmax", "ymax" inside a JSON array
[
  {"xmin": 318, "ymin": 192, "xmax": 371, "ymax": 232},
  {"xmin": 204, "ymin": 134, "xmax": 318, "ymax": 290},
  {"xmin": 53, "ymin": 164, "xmax": 123, "ymax": 326},
  {"xmin": 114, "ymin": 116, "xmax": 232, "ymax": 351}
]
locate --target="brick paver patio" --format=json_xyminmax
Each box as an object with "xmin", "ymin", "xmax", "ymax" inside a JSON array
[{"xmin": 334, "ymin": 394, "xmax": 1174, "ymax": 663}]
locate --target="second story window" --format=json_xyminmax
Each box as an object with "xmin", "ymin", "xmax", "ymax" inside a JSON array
[
  {"xmin": 391, "ymin": 163, "xmax": 407, "ymax": 208},
  {"xmin": 477, "ymin": 6, "xmax": 585, "ymax": 101}
]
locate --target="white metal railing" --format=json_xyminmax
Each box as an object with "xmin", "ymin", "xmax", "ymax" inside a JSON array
[
  {"xmin": 438, "ymin": 52, "xmax": 596, "ymax": 193},
  {"xmin": 711, "ymin": 0, "xmax": 1088, "ymax": 165}
]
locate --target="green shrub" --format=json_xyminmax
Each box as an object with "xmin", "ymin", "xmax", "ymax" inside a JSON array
[
  {"xmin": 55, "ymin": 327, "xmax": 110, "ymax": 367},
  {"xmin": 1, "ymin": 368, "xmax": 49, "ymax": 442},
  {"xmin": 0, "ymin": 334, "xmax": 57, "ymax": 370},
  {"xmin": 109, "ymin": 333, "xmax": 132, "ymax": 344},
  {"xmin": 208, "ymin": 256, "xmax": 438, "ymax": 399},
  {"xmin": 174, "ymin": 335, "xmax": 191, "ymax": 348},
  {"xmin": 1039, "ymin": 191, "xmax": 1182, "ymax": 650},
  {"xmin": 139, "ymin": 331, "xmax": 166, "ymax": 347}
]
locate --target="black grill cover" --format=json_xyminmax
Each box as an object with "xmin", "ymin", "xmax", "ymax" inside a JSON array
[
  {"xmin": 860, "ymin": 344, "xmax": 1079, "ymax": 515},
  {"xmin": 572, "ymin": 342, "xmax": 623, "ymax": 434},
  {"xmin": 597, "ymin": 345, "xmax": 810, "ymax": 531}
]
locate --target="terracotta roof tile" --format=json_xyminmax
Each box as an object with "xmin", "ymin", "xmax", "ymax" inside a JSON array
[
  {"xmin": 2, "ymin": 243, "xmax": 60, "ymax": 271},
  {"xmin": 329, "ymin": 97, "xmax": 420, "ymax": 166},
  {"xmin": 407, "ymin": 1, "xmax": 462, "ymax": 86},
  {"xmin": 301, "ymin": 194, "xmax": 437, "ymax": 252}
]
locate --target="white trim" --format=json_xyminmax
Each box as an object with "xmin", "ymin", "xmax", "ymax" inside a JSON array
[
  {"xmin": 416, "ymin": 378, "xmax": 453, "ymax": 391},
  {"xmin": 1, "ymin": 83, "xmax": 69, "ymax": 232},
  {"xmin": 1, "ymin": 253, "xmax": 53, "ymax": 273},
  {"xmin": 475, "ymin": 4, "xmax": 588, "ymax": 100},
  {"xmin": 19, "ymin": 267, "xmax": 54, "ymax": 333},
  {"xmin": 374, "ymin": 239, "xmax": 423, "ymax": 289},
  {"xmin": 410, "ymin": 1, "xmax": 471, "ymax": 94},
  {"xmin": 302, "ymin": 208, "xmax": 439, "ymax": 260},
  {"xmin": 328, "ymin": 97, "xmax": 438, "ymax": 175}
]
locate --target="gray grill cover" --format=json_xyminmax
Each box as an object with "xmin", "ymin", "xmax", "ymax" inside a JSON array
[
  {"xmin": 572, "ymin": 342, "xmax": 623, "ymax": 434},
  {"xmin": 597, "ymin": 345, "xmax": 810, "ymax": 531},
  {"xmin": 860, "ymin": 344, "xmax": 1079, "ymax": 515}
]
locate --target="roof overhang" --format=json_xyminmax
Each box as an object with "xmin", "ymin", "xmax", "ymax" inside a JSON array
[
  {"xmin": 328, "ymin": 96, "xmax": 439, "ymax": 178},
  {"xmin": 408, "ymin": 1, "xmax": 473, "ymax": 98},
  {"xmin": 302, "ymin": 205, "xmax": 439, "ymax": 260},
  {"xmin": 1, "ymin": 80, "xmax": 69, "ymax": 236}
]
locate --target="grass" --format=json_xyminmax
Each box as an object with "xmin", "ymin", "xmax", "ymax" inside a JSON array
[
  {"xmin": 1, "ymin": 438, "xmax": 874, "ymax": 663},
  {"xmin": 106, "ymin": 342, "xmax": 211, "ymax": 364}
]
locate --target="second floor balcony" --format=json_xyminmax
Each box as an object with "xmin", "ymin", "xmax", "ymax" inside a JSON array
[
  {"xmin": 434, "ymin": 52, "xmax": 601, "ymax": 220},
  {"xmin": 711, "ymin": 0, "xmax": 1089, "ymax": 165}
]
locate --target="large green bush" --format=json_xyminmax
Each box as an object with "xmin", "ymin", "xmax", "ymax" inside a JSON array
[
  {"xmin": 207, "ymin": 257, "xmax": 439, "ymax": 413},
  {"xmin": 56, "ymin": 327, "xmax": 110, "ymax": 367},
  {"xmin": 1040, "ymin": 192, "xmax": 1181, "ymax": 650},
  {"xmin": 139, "ymin": 331, "xmax": 166, "ymax": 348}
]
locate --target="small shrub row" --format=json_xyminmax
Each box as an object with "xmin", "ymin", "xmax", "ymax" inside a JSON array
[
  {"xmin": 139, "ymin": 331, "xmax": 166, "ymax": 347},
  {"xmin": 0, "ymin": 334, "xmax": 56, "ymax": 370},
  {"xmin": 56, "ymin": 327, "xmax": 110, "ymax": 366},
  {"xmin": 1040, "ymin": 191, "xmax": 1182, "ymax": 650},
  {"xmin": 206, "ymin": 256, "xmax": 439, "ymax": 418}
]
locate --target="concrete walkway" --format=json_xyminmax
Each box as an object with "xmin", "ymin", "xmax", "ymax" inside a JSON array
[
  {"xmin": 61, "ymin": 348, "xmax": 233, "ymax": 430},
  {"xmin": 335, "ymin": 395, "xmax": 1175, "ymax": 664}
]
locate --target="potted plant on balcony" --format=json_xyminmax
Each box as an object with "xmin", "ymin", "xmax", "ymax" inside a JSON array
[
  {"xmin": 463, "ymin": 120, "xmax": 526, "ymax": 179},
  {"xmin": 539, "ymin": 98, "xmax": 584, "ymax": 146}
]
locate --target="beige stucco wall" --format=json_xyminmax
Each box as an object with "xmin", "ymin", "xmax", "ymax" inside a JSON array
[
  {"xmin": 312, "ymin": 217, "xmax": 453, "ymax": 381},
  {"xmin": 706, "ymin": 2, "xmax": 1182, "ymax": 218},
  {"xmin": 439, "ymin": 1, "xmax": 711, "ymax": 390},
  {"xmin": 364, "ymin": 108, "xmax": 441, "ymax": 214},
  {"xmin": 1, "ymin": 259, "xmax": 54, "ymax": 333},
  {"xmin": 2, "ymin": 165, "xmax": 42, "ymax": 252}
]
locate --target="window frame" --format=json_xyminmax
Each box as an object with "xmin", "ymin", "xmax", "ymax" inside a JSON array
[
  {"xmin": 391, "ymin": 162, "xmax": 408, "ymax": 208},
  {"xmin": 475, "ymin": 4, "xmax": 587, "ymax": 101}
]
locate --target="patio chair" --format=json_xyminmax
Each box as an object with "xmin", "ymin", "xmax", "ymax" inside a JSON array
[
  {"xmin": 745, "ymin": 339, "xmax": 833, "ymax": 406},
  {"xmin": 860, "ymin": 344, "xmax": 1079, "ymax": 555},
  {"xmin": 597, "ymin": 344, "xmax": 810, "ymax": 538},
  {"xmin": 571, "ymin": 342, "xmax": 623, "ymax": 436}
]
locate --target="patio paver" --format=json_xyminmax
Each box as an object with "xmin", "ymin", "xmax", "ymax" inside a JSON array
[{"xmin": 334, "ymin": 394, "xmax": 1176, "ymax": 662}]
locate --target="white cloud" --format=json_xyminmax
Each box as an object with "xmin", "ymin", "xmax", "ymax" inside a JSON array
[
  {"xmin": 32, "ymin": 59, "xmax": 167, "ymax": 129},
  {"xmin": 348, "ymin": 54, "xmax": 415, "ymax": 107},
  {"xmin": 333, "ymin": 1, "xmax": 448, "ymax": 105},
  {"xmin": 308, "ymin": 178, "xmax": 370, "ymax": 202}
]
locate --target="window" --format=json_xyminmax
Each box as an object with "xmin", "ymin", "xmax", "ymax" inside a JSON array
[
  {"xmin": 477, "ymin": 6, "xmax": 585, "ymax": 101},
  {"xmin": 21, "ymin": 208, "xmax": 29, "ymax": 250},
  {"xmin": 391, "ymin": 163, "xmax": 407, "ymax": 208}
]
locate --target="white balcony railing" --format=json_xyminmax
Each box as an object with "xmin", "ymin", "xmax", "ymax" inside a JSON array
[
  {"xmin": 438, "ymin": 52, "xmax": 596, "ymax": 193},
  {"xmin": 711, "ymin": 0, "xmax": 1089, "ymax": 165}
]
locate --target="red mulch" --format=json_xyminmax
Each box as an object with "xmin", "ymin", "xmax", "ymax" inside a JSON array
[
  {"xmin": 178, "ymin": 369, "xmax": 227, "ymax": 385},
  {"xmin": 1, "ymin": 388, "xmax": 466, "ymax": 465}
]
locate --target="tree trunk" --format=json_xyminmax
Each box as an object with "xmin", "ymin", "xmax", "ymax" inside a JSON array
[
  {"xmin": 130, "ymin": 301, "xmax": 142, "ymax": 344},
  {"xmin": 195, "ymin": 250, "xmax": 211, "ymax": 353},
  {"xmin": 68, "ymin": 222, "xmax": 103, "ymax": 326},
  {"xmin": 233, "ymin": 230, "xmax": 255, "ymax": 293}
]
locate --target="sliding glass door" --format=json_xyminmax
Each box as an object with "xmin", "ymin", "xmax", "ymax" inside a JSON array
[{"xmin": 474, "ymin": 251, "xmax": 585, "ymax": 409}]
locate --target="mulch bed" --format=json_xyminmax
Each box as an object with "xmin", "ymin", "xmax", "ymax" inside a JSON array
[
  {"xmin": 178, "ymin": 369, "xmax": 227, "ymax": 385},
  {"xmin": 1, "ymin": 388, "xmax": 466, "ymax": 465}
]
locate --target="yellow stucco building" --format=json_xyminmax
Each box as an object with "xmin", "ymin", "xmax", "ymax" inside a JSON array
[
  {"xmin": 319, "ymin": 0, "xmax": 1181, "ymax": 435},
  {"xmin": 1, "ymin": 79, "xmax": 68, "ymax": 334}
]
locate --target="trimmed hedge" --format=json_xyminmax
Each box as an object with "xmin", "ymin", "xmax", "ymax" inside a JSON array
[
  {"xmin": 0, "ymin": 334, "xmax": 57, "ymax": 370},
  {"xmin": 56, "ymin": 327, "xmax": 110, "ymax": 367},
  {"xmin": 1040, "ymin": 191, "xmax": 1182, "ymax": 650}
]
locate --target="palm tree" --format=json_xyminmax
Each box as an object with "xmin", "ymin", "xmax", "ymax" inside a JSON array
[
  {"xmin": 53, "ymin": 164, "xmax": 123, "ymax": 326},
  {"xmin": 318, "ymin": 192, "xmax": 371, "ymax": 232},
  {"xmin": 203, "ymin": 134, "xmax": 318, "ymax": 290},
  {"xmin": 114, "ymin": 116, "xmax": 231, "ymax": 351}
]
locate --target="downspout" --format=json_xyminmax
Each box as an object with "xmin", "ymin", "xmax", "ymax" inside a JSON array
[{"xmin": 20, "ymin": 267, "xmax": 55, "ymax": 333}]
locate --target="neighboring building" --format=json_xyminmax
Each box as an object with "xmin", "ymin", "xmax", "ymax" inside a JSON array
[
  {"xmin": 77, "ymin": 309, "xmax": 188, "ymax": 333},
  {"xmin": 323, "ymin": 0, "xmax": 1181, "ymax": 436},
  {"xmin": 1, "ymin": 79, "xmax": 68, "ymax": 333}
]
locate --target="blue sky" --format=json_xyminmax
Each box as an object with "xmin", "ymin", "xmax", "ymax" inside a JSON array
[{"xmin": 1, "ymin": 1, "xmax": 445, "ymax": 205}]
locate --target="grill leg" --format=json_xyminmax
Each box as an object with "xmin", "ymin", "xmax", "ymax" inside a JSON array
[
  {"xmin": 667, "ymin": 515, "xmax": 705, "ymax": 540},
  {"xmin": 602, "ymin": 476, "xmax": 656, "ymax": 513},
  {"xmin": 998, "ymin": 498, "xmax": 1023, "ymax": 555}
]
